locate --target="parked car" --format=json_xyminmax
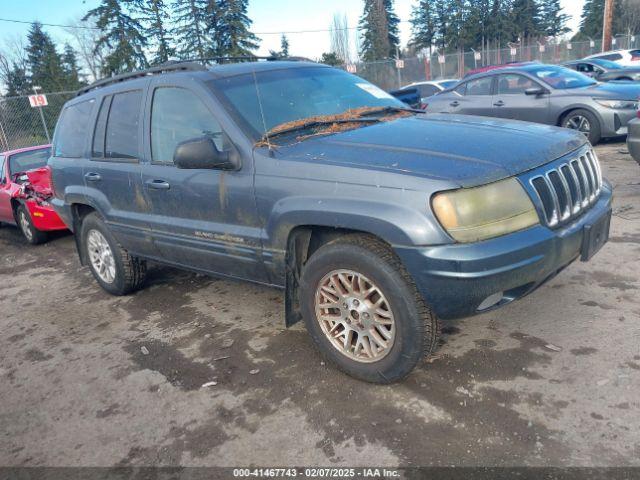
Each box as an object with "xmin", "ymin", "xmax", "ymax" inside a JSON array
[
  {"xmin": 425, "ymin": 63, "xmax": 640, "ymax": 144},
  {"xmin": 626, "ymin": 107, "xmax": 640, "ymax": 165},
  {"xmin": 50, "ymin": 61, "xmax": 612, "ymax": 383},
  {"xmin": 584, "ymin": 49, "xmax": 640, "ymax": 67},
  {"xmin": 0, "ymin": 145, "xmax": 67, "ymax": 244},
  {"xmin": 400, "ymin": 79, "xmax": 460, "ymax": 99},
  {"xmin": 389, "ymin": 87, "xmax": 422, "ymax": 108},
  {"xmin": 562, "ymin": 58, "xmax": 640, "ymax": 82}
]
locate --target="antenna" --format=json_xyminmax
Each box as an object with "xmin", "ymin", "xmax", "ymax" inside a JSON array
[{"xmin": 252, "ymin": 68, "xmax": 272, "ymax": 151}]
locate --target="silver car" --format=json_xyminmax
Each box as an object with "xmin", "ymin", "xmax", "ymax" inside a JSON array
[{"xmin": 425, "ymin": 64, "xmax": 640, "ymax": 144}]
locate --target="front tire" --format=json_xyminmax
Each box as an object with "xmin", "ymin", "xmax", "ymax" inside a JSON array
[
  {"xmin": 299, "ymin": 234, "xmax": 440, "ymax": 384},
  {"xmin": 562, "ymin": 109, "xmax": 601, "ymax": 145},
  {"xmin": 17, "ymin": 205, "xmax": 48, "ymax": 245},
  {"xmin": 80, "ymin": 212, "xmax": 147, "ymax": 296}
]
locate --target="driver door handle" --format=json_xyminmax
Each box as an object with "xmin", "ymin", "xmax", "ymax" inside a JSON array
[
  {"xmin": 84, "ymin": 172, "xmax": 101, "ymax": 182},
  {"xmin": 145, "ymin": 179, "xmax": 171, "ymax": 190},
  {"xmin": 493, "ymin": 100, "xmax": 505, "ymax": 107},
  {"xmin": 450, "ymin": 101, "xmax": 460, "ymax": 107}
]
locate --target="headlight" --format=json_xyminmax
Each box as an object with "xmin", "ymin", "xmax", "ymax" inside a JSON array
[
  {"xmin": 594, "ymin": 99, "xmax": 638, "ymax": 110},
  {"xmin": 432, "ymin": 178, "xmax": 539, "ymax": 243}
]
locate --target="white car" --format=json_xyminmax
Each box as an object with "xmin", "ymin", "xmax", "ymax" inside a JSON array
[
  {"xmin": 400, "ymin": 79, "xmax": 459, "ymax": 100},
  {"xmin": 584, "ymin": 49, "xmax": 640, "ymax": 67}
]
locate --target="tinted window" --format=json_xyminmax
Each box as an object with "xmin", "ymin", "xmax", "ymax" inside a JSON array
[
  {"xmin": 465, "ymin": 77, "xmax": 493, "ymax": 95},
  {"xmin": 105, "ymin": 90, "xmax": 142, "ymax": 159},
  {"xmin": 53, "ymin": 99, "xmax": 95, "ymax": 157},
  {"xmin": 575, "ymin": 63, "xmax": 594, "ymax": 73},
  {"xmin": 151, "ymin": 87, "xmax": 224, "ymax": 164},
  {"xmin": 497, "ymin": 74, "xmax": 538, "ymax": 94},
  {"xmin": 0, "ymin": 155, "xmax": 5, "ymax": 181},
  {"xmin": 418, "ymin": 84, "xmax": 439, "ymax": 97},
  {"xmin": 8, "ymin": 148, "xmax": 51, "ymax": 175}
]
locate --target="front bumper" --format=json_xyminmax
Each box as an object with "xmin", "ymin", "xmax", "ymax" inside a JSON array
[
  {"xmin": 626, "ymin": 117, "xmax": 640, "ymax": 164},
  {"xmin": 395, "ymin": 184, "xmax": 612, "ymax": 320},
  {"xmin": 602, "ymin": 107, "xmax": 636, "ymax": 137}
]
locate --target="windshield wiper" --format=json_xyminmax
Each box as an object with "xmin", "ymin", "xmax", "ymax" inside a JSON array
[{"xmin": 351, "ymin": 105, "xmax": 424, "ymax": 116}]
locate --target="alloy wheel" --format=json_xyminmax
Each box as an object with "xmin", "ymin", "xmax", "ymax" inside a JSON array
[
  {"xmin": 314, "ymin": 269, "xmax": 396, "ymax": 363},
  {"xmin": 18, "ymin": 210, "xmax": 33, "ymax": 241},
  {"xmin": 87, "ymin": 229, "xmax": 116, "ymax": 284},
  {"xmin": 565, "ymin": 115, "xmax": 591, "ymax": 136}
]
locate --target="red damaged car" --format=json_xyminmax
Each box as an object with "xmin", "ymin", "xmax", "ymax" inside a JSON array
[{"xmin": 0, "ymin": 145, "xmax": 67, "ymax": 244}]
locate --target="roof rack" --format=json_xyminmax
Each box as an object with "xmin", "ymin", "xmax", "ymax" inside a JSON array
[
  {"xmin": 77, "ymin": 56, "xmax": 315, "ymax": 96},
  {"xmin": 76, "ymin": 61, "xmax": 207, "ymax": 96}
]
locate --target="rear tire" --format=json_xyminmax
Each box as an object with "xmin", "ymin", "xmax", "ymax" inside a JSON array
[
  {"xmin": 561, "ymin": 109, "xmax": 601, "ymax": 145},
  {"xmin": 80, "ymin": 212, "xmax": 147, "ymax": 296},
  {"xmin": 17, "ymin": 205, "xmax": 48, "ymax": 245},
  {"xmin": 299, "ymin": 234, "xmax": 440, "ymax": 384}
]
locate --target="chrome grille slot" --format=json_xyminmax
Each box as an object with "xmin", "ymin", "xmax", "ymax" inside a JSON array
[{"xmin": 529, "ymin": 148, "xmax": 602, "ymax": 228}]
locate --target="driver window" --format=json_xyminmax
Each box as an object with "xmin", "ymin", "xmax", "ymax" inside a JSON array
[
  {"xmin": 497, "ymin": 74, "xmax": 537, "ymax": 94},
  {"xmin": 151, "ymin": 87, "xmax": 225, "ymax": 164},
  {"xmin": 577, "ymin": 64, "xmax": 593, "ymax": 73},
  {"xmin": 0, "ymin": 155, "xmax": 5, "ymax": 182}
]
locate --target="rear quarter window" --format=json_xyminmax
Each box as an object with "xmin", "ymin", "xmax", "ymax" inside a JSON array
[{"xmin": 53, "ymin": 99, "xmax": 95, "ymax": 158}]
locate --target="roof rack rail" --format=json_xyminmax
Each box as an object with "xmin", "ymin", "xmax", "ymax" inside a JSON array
[
  {"xmin": 76, "ymin": 56, "xmax": 315, "ymax": 96},
  {"xmin": 76, "ymin": 61, "xmax": 207, "ymax": 96}
]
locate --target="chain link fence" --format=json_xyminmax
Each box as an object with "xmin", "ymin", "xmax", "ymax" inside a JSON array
[
  {"xmin": 1, "ymin": 34, "xmax": 639, "ymax": 150},
  {"xmin": 352, "ymin": 34, "xmax": 640, "ymax": 91},
  {"xmin": 0, "ymin": 91, "xmax": 75, "ymax": 152}
]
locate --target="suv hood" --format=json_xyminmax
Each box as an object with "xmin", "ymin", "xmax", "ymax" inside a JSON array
[{"xmin": 278, "ymin": 114, "xmax": 586, "ymax": 188}]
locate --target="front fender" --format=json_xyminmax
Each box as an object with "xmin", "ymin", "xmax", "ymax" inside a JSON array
[{"xmin": 265, "ymin": 195, "xmax": 451, "ymax": 252}]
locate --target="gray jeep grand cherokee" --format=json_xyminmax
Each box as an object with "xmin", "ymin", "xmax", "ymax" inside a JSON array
[{"xmin": 49, "ymin": 61, "xmax": 612, "ymax": 383}]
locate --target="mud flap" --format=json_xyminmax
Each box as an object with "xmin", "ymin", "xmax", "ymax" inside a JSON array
[{"xmin": 285, "ymin": 229, "xmax": 311, "ymax": 327}]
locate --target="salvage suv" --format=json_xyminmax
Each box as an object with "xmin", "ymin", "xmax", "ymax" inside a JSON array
[{"xmin": 49, "ymin": 61, "xmax": 612, "ymax": 383}]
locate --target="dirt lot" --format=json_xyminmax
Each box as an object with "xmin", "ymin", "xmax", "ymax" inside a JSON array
[{"xmin": 0, "ymin": 141, "xmax": 639, "ymax": 468}]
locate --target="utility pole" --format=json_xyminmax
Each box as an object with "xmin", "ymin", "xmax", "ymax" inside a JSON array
[{"xmin": 602, "ymin": 0, "xmax": 614, "ymax": 52}]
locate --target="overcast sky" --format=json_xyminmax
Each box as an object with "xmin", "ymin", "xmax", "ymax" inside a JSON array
[{"xmin": 0, "ymin": 0, "xmax": 586, "ymax": 60}]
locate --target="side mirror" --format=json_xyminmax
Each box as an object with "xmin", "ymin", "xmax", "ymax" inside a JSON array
[
  {"xmin": 173, "ymin": 137, "xmax": 237, "ymax": 170},
  {"xmin": 525, "ymin": 87, "xmax": 549, "ymax": 96}
]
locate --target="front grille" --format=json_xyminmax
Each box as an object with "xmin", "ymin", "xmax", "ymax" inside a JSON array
[{"xmin": 529, "ymin": 149, "xmax": 602, "ymax": 227}]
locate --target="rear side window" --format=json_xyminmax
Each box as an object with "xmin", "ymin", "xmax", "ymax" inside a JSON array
[
  {"xmin": 104, "ymin": 90, "xmax": 142, "ymax": 159},
  {"xmin": 53, "ymin": 99, "xmax": 95, "ymax": 158},
  {"xmin": 8, "ymin": 148, "xmax": 51, "ymax": 175},
  {"xmin": 151, "ymin": 87, "xmax": 224, "ymax": 164},
  {"xmin": 464, "ymin": 77, "xmax": 493, "ymax": 96}
]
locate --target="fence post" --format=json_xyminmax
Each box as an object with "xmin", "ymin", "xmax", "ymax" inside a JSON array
[{"xmin": 32, "ymin": 86, "xmax": 51, "ymax": 143}]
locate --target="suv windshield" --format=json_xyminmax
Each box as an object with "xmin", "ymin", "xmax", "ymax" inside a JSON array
[
  {"xmin": 9, "ymin": 147, "xmax": 51, "ymax": 175},
  {"xmin": 591, "ymin": 59, "xmax": 623, "ymax": 70},
  {"xmin": 531, "ymin": 66, "xmax": 597, "ymax": 89},
  {"xmin": 211, "ymin": 66, "xmax": 406, "ymax": 140}
]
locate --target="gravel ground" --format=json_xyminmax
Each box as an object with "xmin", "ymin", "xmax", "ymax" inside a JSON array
[{"xmin": 0, "ymin": 141, "xmax": 639, "ymax": 468}]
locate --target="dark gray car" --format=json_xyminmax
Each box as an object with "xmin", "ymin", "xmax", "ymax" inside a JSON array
[
  {"xmin": 426, "ymin": 63, "xmax": 640, "ymax": 144},
  {"xmin": 49, "ymin": 61, "xmax": 612, "ymax": 383},
  {"xmin": 563, "ymin": 58, "xmax": 640, "ymax": 82}
]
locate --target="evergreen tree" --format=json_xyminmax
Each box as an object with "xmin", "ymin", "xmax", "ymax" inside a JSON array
[
  {"xmin": 172, "ymin": 0, "xmax": 209, "ymax": 59},
  {"xmin": 5, "ymin": 64, "xmax": 30, "ymax": 96},
  {"xmin": 84, "ymin": 0, "xmax": 148, "ymax": 75},
  {"xmin": 139, "ymin": 0, "xmax": 175, "ymax": 64},
  {"xmin": 359, "ymin": 0, "xmax": 400, "ymax": 61},
  {"xmin": 320, "ymin": 52, "xmax": 343, "ymax": 66},
  {"xmin": 280, "ymin": 34, "xmax": 290, "ymax": 57},
  {"xmin": 539, "ymin": 0, "xmax": 570, "ymax": 37},
  {"xmin": 61, "ymin": 43, "xmax": 83, "ymax": 89},
  {"xmin": 432, "ymin": 0, "xmax": 450, "ymax": 50},
  {"xmin": 211, "ymin": 0, "xmax": 260, "ymax": 57},
  {"xmin": 26, "ymin": 22, "xmax": 66, "ymax": 91},
  {"xmin": 509, "ymin": 0, "xmax": 543, "ymax": 41},
  {"xmin": 410, "ymin": 0, "xmax": 437, "ymax": 52}
]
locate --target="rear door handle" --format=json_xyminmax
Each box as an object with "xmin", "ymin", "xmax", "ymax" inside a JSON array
[
  {"xmin": 450, "ymin": 101, "xmax": 460, "ymax": 107},
  {"xmin": 493, "ymin": 100, "xmax": 505, "ymax": 107},
  {"xmin": 145, "ymin": 179, "xmax": 170, "ymax": 190},
  {"xmin": 84, "ymin": 172, "xmax": 101, "ymax": 182}
]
